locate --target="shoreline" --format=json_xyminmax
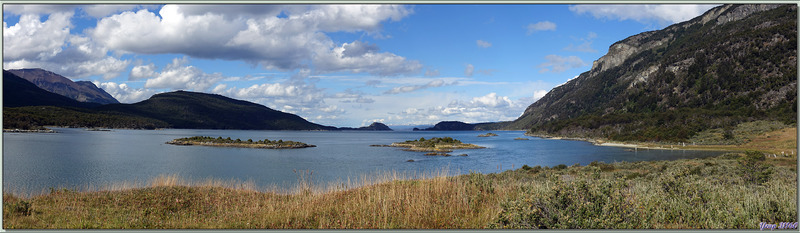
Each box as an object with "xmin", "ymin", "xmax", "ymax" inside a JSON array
[
  {"xmin": 525, "ymin": 130, "xmax": 797, "ymax": 156},
  {"xmin": 527, "ymin": 133, "xmax": 739, "ymax": 152}
]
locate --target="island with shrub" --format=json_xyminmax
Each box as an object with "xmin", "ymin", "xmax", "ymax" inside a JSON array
[
  {"xmin": 371, "ymin": 137, "xmax": 484, "ymax": 153},
  {"xmin": 166, "ymin": 136, "xmax": 316, "ymax": 149}
]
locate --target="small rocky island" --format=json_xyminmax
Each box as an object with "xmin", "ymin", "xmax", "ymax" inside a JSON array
[
  {"xmin": 166, "ymin": 136, "xmax": 316, "ymax": 149},
  {"xmin": 371, "ymin": 137, "xmax": 484, "ymax": 156},
  {"xmin": 514, "ymin": 137, "xmax": 530, "ymax": 140},
  {"xmin": 478, "ymin": 133, "xmax": 499, "ymax": 137}
]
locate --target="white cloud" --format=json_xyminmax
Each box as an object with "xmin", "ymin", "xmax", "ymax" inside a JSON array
[
  {"xmin": 91, "ymin": 6, "xmax": 245, "ymax": 58},
  {"xmin": 3, "ymin": 11, "xmax": 132, "ymax": 79},
  {"xmin": 3, "ymin": 12, "xmax": 73, "ymax": 61},
  {"xmin": 130, "ymin": 64, "xmax": 157, "ymax": 80},
  {"xmin": 533, "ymin": 90, "xmax": 548, "ymax": 100},
  {"xmin": 209, "ymin": 69, "xmax": 350, "ymax": 123},
  {"xmin": 89, "ymin": 5, "xmax": 416, "ymax": 75},
  {"xmin": 94, "ymin": 81, "xmax": 157, "ymax": 103},
  {"xmin": 313, "ymin": 41, "xmax": 422, "ymax": 76},
  {"xmin": 72, "ymin": 56, "xmax": 131, "ymax": 80},
  {"xmin": 467, "ymin": 92, "xmax": 512, "ymax": 108},
  {"xmin": 526, "ymin": 21, "xmax": 556, "ymax": 35},
  {"xmin": 476, "ymin": 39, "xmax": 492, "ymax": 48},
  {"xmin": 569, "ymin": 4, "xmax": 718, "ymax": 25},
  {"xmin": 3, "ymin": 13, "xmax": 130, "ymax": 79},
  {"xmin": 143, "ymin": 57, "xmax": 224, "ymax": 91},
  {"xmin": 383, "ymin": 79, "xmax": 455, "ymax": 94},
  {"xmin": 464, "ymin": 64, "xmax": 474, "ymax": 77},
  {"xmin": 537, "ymin": 54, "xmax": 587, "ymax": 73},
  {"xmin": 391, "ymin": 92, "xmax": 528, "ymax": 124}
]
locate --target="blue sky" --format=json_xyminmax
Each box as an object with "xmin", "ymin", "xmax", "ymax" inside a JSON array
[{"xmin": 3, "ymin": 4, "xmax": 717, "ymax": 127}]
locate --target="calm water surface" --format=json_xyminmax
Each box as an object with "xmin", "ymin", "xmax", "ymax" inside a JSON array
[{"xmin": 4, "ymin": 128, "xmax": 724, "ymax": 193}]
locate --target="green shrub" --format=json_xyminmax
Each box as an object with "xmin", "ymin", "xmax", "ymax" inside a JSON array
[
  {"xmin": 738, "ymin": 151, "xmax": 772, "ymax": 185},
  {"xmin": 491, "ymin": 178, "xmax": 639, "ymax": 229},
  {"xmin": 589, "ymin": 161, "xmax": 615, "ymax": 172}
]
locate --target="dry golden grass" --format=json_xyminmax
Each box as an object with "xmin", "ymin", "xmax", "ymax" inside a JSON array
[
  {"xmin": 4, "ymin": 153, "xmax": 796, "ymax": 229},
  {"xmin": 4, "ymin": 168, "xmax": 511, "ymax": 229}
]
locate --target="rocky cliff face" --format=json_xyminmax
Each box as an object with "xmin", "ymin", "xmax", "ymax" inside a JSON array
[{"xmin": 509, "ymin": 4, "xmax": 796, "ymax": 141}]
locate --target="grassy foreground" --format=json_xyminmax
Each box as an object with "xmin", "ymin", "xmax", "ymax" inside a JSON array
[{"xmin": 3, "ymin": 152, "xmax": 796, "ymax": 229}]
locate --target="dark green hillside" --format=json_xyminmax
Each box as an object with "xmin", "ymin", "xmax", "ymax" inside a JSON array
[
  {"xmin": 98, "ymin": 91, "xmax": 336, "ymax": 130},
  {"xmin": 509, "ymin": 4, "xmax": 797, "ymax": 142},
  {"xmin": 3, "ymin": 106, "xmax": 169, "ymax": 130}
]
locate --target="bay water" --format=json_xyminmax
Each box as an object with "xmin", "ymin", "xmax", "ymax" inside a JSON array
[{"xmin": 3, "ymin": 128, "xmax": 724, "ymax": 194}]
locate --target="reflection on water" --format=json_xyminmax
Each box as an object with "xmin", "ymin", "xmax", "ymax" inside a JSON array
[{"xmin": 4, "ymin": 128, "xmax": 724, "ymax": 193}]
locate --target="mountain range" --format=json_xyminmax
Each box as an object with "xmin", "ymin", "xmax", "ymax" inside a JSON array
[
  {"xmin": 3, "ymin": 71, "xmax": 387, "ymax": 131},
  {"xmin": 8, "ymin": 68, "xmax": 119, "ymax": 105},
  {"xmin": 502, "ymin": 4, "xmax": 797, "ymax": 141},
  {"xmin": 3, "ymin": 70, "xmax": 97, "ymax": 108}
]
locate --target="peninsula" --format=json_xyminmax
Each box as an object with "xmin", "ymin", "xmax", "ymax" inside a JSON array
[
  {"xmin": 166, "ymin": 136, "xmax": 315, "ymax": 149},
  {"xmin": 372, "ymin": 137, "xmax": 485, "ymax": 153}
]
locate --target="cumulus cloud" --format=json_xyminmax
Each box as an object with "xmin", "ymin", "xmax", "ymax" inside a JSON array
[
  {"xmin": 3, "ymin": 13, "xmax": 130, "ymax": 79},
  {"xmin": 313, "ymin": 41, "xmax": 422, "ymax": 75},
  {"xmin": 383, "ymin": 79, "xmax": 455, "ymax": 94},
  {"xmin": 89, "ymin": 5, "xmax": 417, "ymax": 75},
  {"xmin": 464, "ymin": 64, "xmax": 474, "ymax": 77},
  {"xmin": 526, "ymin": 21, "xmax": 556, "ymax": 35},
  {"xmin": 209, "ymin": 69, "xmax": 350, "ymax": 122},
  {"xmin": 569, "ymin": 4, "xmax": 718, "ymax": 25},
  {"xmin": 476, "ymin": 39, "xmax": 492, "ymax": 48},
  {"xmin": 142, "ymin": 57, "xmax": 224, "ymax": 91},
  {"xmin": 3, "ymin": 12, "xmax": 73, "ymax": 61},
  {"xmin": 130, "ymin": 64, "xmax": 157, "ymax": 80},
  {"xmin": 94, "ymin": 81, "xmax": 157, "ymax": 103},
  {"xmin": 391, "ymin": 92, "xmax": 528, "ymax": 124},
  {"xmin": 537, "ymin": 54, "xmax": 587, "ymax": 73}
]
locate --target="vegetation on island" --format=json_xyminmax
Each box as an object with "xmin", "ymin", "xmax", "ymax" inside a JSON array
[
  {"xmin": 166, "ymin": 136, "xmax": 315, "ymax": 149},
  {"xmin": 372, "ymin": 137, "xmax": 485, "ymax": 153},
  {"xmin": 3, "ymin": 151, "xmax": 795, "ymax": 229},
  {"xmin": 478, "ymin": 133, "xmax": 498, "ymax": 137},
  {"xmin": 514, "ymin": 137, "xmax": 529, "ymax": 140}
]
